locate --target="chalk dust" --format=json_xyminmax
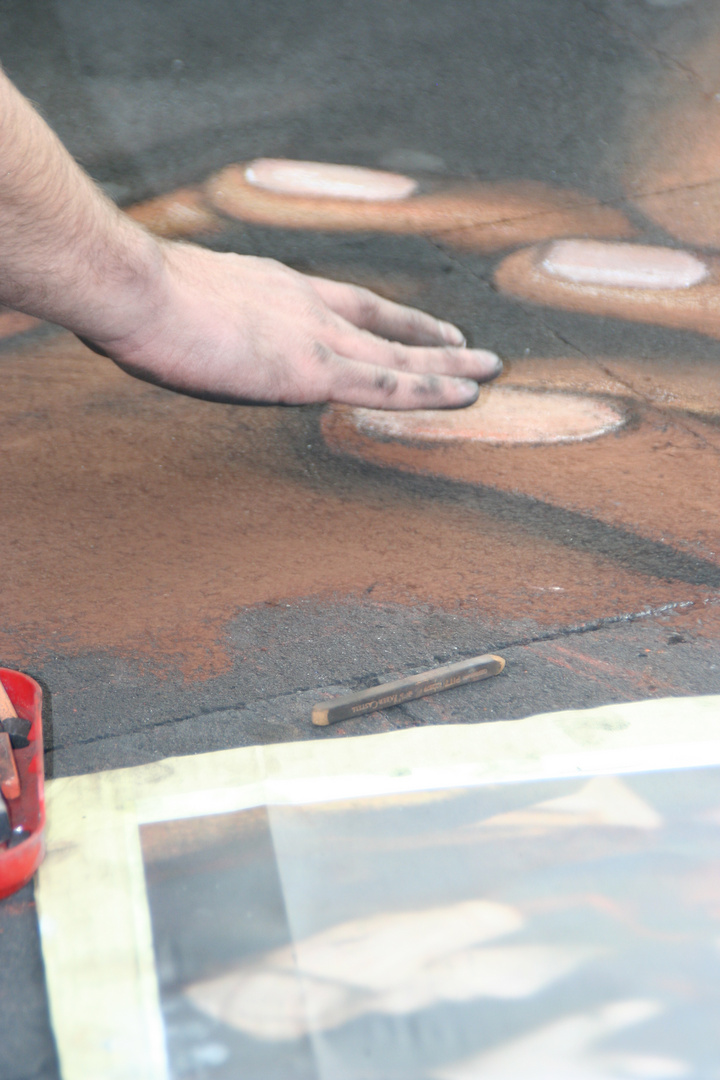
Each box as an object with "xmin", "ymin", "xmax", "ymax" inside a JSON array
[
  {"xmin": 347, "ymin": 388, "xmax": 626, "ymax": 445},
  {"xmin": 0, "ymin": 336, "xmax": 714, "ymax": 679},
  {"xmin": 0, "ymin": 307, "xmax": 42, "ymax": 341},
  {"xmin": 322, "ymin": 355, "xmax": 720, "ymax": 563}
]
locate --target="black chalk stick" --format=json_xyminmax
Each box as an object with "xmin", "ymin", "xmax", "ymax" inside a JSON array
[
  {"xmin": 0, "ymin": 715, "xmax": 31, "ymax": 750},
  {"xmin": 0, "ymin": 793, "xmax": 11, "ymax": 847}
]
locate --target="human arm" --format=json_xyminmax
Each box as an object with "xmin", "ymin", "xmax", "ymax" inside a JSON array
[{"xmin": 0, "ymin": 67, "xmax": 501, "ymax": 408}]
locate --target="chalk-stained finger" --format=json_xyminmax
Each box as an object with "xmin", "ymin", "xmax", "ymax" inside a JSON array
[
  {"xmin": 319, "ymin": 352, "xmax": 481, "ymax": 410},
  {"xmin": 328, "ymin": 321, "xmax": 502, "ymax": 381},
  {"xmin": 308, "ymin": 275, "xmax": 469, "ymax": 347}
]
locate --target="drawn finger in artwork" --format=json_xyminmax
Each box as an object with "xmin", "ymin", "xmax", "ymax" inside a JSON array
[
  {"xmin": 206, "ymin": 158, "xmax": 636, "ymax": 254},
  {"xmin": 493, "ymin": 240, "xmax": 720, "ymax": 339}
]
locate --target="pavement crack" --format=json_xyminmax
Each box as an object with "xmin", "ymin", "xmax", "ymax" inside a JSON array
[
  {"xmin": 536, "ymin": 319, "xmax": 720, "ymax": 456},
  {"xmin": 46, "ymin": 601, "xmax": 703, "ymax": 758},
  {"xmin": 484, "ymin": 599, "xmax": 695, "ymax": 654},
  {"xmin": 45, "ymin": 683, "xmax": 328, "ymax": 753}
]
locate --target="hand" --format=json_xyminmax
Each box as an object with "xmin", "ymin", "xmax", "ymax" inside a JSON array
[{"xmin": 91, "ymin": 241, "xmax": 502, "ymax": 409}]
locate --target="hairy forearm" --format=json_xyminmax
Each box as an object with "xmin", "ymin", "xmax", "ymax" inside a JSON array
[
  {"xmin": 0, "ymin": 67, "xmax": 163, "ymax": 341},
  {"xmin": 0, "ymin": 68, "xmax": 500, "ymax": 409}
]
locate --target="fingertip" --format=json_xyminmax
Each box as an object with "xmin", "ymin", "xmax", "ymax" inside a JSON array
[
  {"xmin": 441, "ymin": 321, "xmax": 467, "ymax": 347},
  {"xmin": 457, "ymin": 378, "xmax": 480, "ymax": 406},
  {"xmin": 461, "ymin": 349, "xmax": 502, "ymax": 383},
  {"xmin": 480, "ymin": 352, "xmax": 503, "ymax": 380}
]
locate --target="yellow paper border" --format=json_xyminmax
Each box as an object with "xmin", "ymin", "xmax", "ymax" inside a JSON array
[{"xmin": 36, "ymin": 695, "xmax": 720, "ymax": 1079}]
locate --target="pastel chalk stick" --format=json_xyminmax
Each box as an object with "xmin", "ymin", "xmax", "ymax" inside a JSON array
[{"xmin": 312, "ymin": 653, "xmax": 505, "ymax": 726}]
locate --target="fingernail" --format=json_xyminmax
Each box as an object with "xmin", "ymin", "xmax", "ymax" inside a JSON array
[
  {"xmin": 475, "ymin": 351, "xmax": 502, "ymax": 380},
  {"xmin": 542, "ymin": 240, "xmax": 708, "ymax": 290},
  {"xmin": 442, "ymin": 322, "xmax": 467, "ymax": 346}
]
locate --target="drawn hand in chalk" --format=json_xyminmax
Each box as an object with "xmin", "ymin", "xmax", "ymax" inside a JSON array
[{"xmin": 87, "ymin": 242, "xmax": 501, "ymax": 409}]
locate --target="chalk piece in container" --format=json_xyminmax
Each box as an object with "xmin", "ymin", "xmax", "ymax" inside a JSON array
[
  {"xmin": 0, "ymin": 794, "xmax": 10, "ymax": 846},
  {"xmin": 0, "ymin": 732, "xmax": 20, "ymax": 800},
  {"xmin": 0, "ymin": 717, "xmax": 31, "ymax": 750},
  {"xmin": 0, "ymin": 676, "xmax": 31, "ymax": 749}
]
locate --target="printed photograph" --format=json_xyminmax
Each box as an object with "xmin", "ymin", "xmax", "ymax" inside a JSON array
[{"xmin": 141, "ymin": 766, "xmax": 720, "ymax": 1079}]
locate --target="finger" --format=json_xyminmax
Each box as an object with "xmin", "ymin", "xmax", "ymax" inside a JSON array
[
  {"xmin": 328, "ymin": 321, "xmax": 502, "ymax": 381},
  {"xmin": 307, "ymin": 275, "xmax": 469, "ymax": 347},
  {"xmin": 321, "ymin": 352, "xmax": 482, "ymax": 410}
]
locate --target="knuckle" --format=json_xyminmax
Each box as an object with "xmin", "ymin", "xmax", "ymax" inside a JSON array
[
  {"xmin": 260, "ymin": 255, "xmax": 290, "ymax": 278},
  {"xmin": 353, "ymin": 286, "xmax": 380, "ymax": 324},
  {"xmin": 390, "ymin": 347, "xmax": 412, "ymax": 371},
  {"xmin": 312, "ymin": 340, "xmax": 335, "ymax": 366},
  {"xmin": 306, "ymin": 296, "xmax": 334, "ymax": 328}
]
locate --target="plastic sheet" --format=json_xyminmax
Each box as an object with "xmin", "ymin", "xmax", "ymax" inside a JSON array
[{"xmin": 36, "ymin": 695, "xmax": 720, "ymax": 1080}]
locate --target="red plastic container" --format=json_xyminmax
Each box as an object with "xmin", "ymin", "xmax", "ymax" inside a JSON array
[{"xmin": 0, "ymin": 669, "xmax": 45, "ymax": 901}]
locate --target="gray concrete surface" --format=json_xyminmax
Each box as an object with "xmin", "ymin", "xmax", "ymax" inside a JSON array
[{"xmin": 1, "ymin": 2, "xmax": 720, "ymax": 1077}]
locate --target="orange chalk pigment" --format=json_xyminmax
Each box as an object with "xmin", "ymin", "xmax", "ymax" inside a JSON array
[
  {"xmin": 125, "ymin": 187, "xmax": 222, "ymax": 238},
  {"xmin": 0, "ymin": 308, "xmax": 41, "ymax": 341},
  {"xmin": 0, "ymin": 334, "xmax": 713, "ymax": 678},
  {"xmin": 623, "ymin": 20, "xmax": 720, "ymax": 248},
  {"xmin": 495, "ymin": 352, "xmax": 720, "ymax": 422},
  {"xmin": 346, "ymin": 387, "xmax": 626, "ymax": 446},
  {"xmin": 207, "ymin": 165, "xmax": 635, "ymax": 254},
  {"xmin": 321, "ymin": 356, "xmax": 720, "ymax": 564}
]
